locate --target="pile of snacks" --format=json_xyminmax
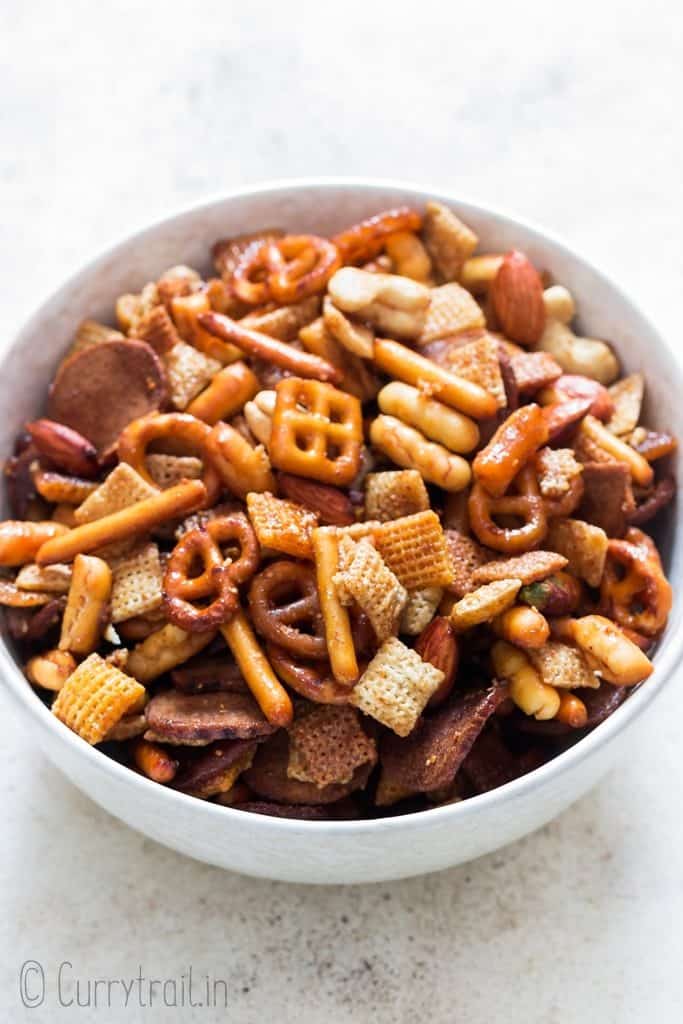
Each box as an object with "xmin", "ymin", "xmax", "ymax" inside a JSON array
[{"xmin": 1, "ymin": 201, "xmax": 675, "ymax": 819}]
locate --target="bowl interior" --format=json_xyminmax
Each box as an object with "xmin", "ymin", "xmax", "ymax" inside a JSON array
[{"xmin": 1, "ymin": 179, "xmax": 681, "ymax": 835}]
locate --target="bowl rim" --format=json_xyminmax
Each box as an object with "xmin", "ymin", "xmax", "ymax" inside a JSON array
[{"xmin": 2, "ymin": 175, "xmax": 681, "ymax": 837}]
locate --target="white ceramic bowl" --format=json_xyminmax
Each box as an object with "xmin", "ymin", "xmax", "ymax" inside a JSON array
[{"xmin": 2, "ymin": 180, "xmax": 681, "ymax": 884}]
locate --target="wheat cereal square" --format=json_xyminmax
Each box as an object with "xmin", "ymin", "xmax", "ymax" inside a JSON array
[
  {"xmin": 146, "ymin": 453, "xmax": 204, "ymax": 488},
  {"xmin": 350, "ymin": 637, "xmax": 443, "ymax": 736},
  {"xmin": 364, "ymin": 470, "xmax": 430, "ymax": 522},
  {"xmin": 528, "ymin": 642, "xmax": 600, "ymax": 690},
  {"xmin": 333, "ymin": 537, "xmax": 407, "ymax": 642},
  {"xmin": 422, "ymin": 201, "xmax": 479, "ymax": 282},
  {"xmin": 52, "ymin": 653, "xmax": 146, "ymax": 744},
  {"xmin": 399, "ymin": 587, "xmax": 443, "ymax": 635},
  {"xmin": 75, "ymin": 463, "xmax": 158, "ymax": 524},
  {"xmin": 444, "ymin": 529, "xmax": 491, "ymax": 597},
  {"xmin": 373, "ymin": 510, "xmax": 454, "ymax": 590},
  {"xmin": 164, "ymin": 341, "xmax": 222, "ymax": 409},
  {"xmin": 418, "ymin": 283, "xmax": 485, "ymax": 343},
  {"xmin": 535, "ymin": 448, "xmax": 583, "ymax": 499},
  {"xmin": 110, "ymin": 542, "xmax": 164, "ymax": 623},
  {"xmin": 450, "ymin": 578, "xmax": 521, "ymax": 631},
  {"xmin": 437, "ymin": 336, "xmax": 506, "ymax": 408},
  {"xmin": 247, "ymin": 491, "xmax": 319, "ymax": 559},
  {"xmin": 546, "ymin": 518, "xmax": 608, "ymax": 587}
]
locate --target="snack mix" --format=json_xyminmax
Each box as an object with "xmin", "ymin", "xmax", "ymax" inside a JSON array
[{"xmin": 1, "ymin": 203, "xmax": 675, "ymax": 819}]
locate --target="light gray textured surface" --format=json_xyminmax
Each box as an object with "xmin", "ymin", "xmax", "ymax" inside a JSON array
[{"xmin": 1, "ymin": 1, "xmax": 682, "ymax": 1020}]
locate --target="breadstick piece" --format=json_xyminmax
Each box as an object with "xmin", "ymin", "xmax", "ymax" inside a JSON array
[
  {"xmin": 36, "ymin": 480, "xmax": 207, "ymax": 565},
  {"xmin": 204, "ymin": 422, "xmax": 275, "ymax": 498},
  {"xmin": 186, "ymin": 361, "xmax": 259, "ymax": 424},
  {"xmin": 59, "ymin": 554, "xmax": 112, "ymax": 654},
  {"xmin": 473, "ymin": 404, "xmax": 549, "ymax": 497},
  {"xmin": 311, "ymin": 526, "xmax": 359, "ymax": 687},
  {"xmin": 198, "ymin": 312, "xmax": 343, "ymax": 384},
  {"xmin": 378, "ymin": 381, "xmax": 479, "ymax": 453},
  {"xmin": 578, "ymin": 415, "xmax": 654, "ymax": 487},
  {"xmin": 127, "ymin": 623, "xmax": 216, "ymax": 683},
  {"xmin": 373, "ymin": 338, "xmax": 497, "ymax": 419},
  {"xmin": 0, "ymin": 521, "xmax": 69, "ymax": 566},
  {"xmin": 220, "ymin": 612, "xmax": 293, "ymax": 727}
]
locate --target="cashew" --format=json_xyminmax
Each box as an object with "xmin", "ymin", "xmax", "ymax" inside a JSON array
[
  {"xmin": 244, "ymin": 389, "xmax": 276, "ymax": 446},
  {"xmin": 538, "ymin": 319, "xmax": 619, "ymax": 385}
]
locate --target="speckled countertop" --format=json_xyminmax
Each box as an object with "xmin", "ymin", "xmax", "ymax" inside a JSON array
[{"xmin": 1, "ymin": 2, "xmax": 682, "ymax": 1020}]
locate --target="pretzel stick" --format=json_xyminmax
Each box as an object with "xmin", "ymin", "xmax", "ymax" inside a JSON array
[
  {"xmin": 198, "ymin": 312, "xmax": 343, "ymax": 384},
  {"xmin": 36, "ymin": 480, "xmax": 207, "ymax": 565},
  {"xmin": 373, "ymin": 338, "xmax": 498, "ymax": 419},
  {"xmin": 311, "ymin": 526, "xmax": 359, "ymax": 687},
  {"xmin": 220, "ymin": 611, "xmax": 293, "ymax": 727}
]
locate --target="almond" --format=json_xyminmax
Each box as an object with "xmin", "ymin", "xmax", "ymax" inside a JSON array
[
  {"xmin": 276, "ymin": 472, "xmax": 355, "ymax": 526},
  {"xmin": 414, "ymin": 616, "xmax": 459, "ymax": 708},
  {"xmin": 540, "ymin": 374, "xmax": 614, "ymax": 421},
  {"xmin": 26, "ymin": 418, "xmax": 99, "ymax": 478},
  {"xmin": 490, "ymin": 250, "xmax": 546, "ymax": 347}
]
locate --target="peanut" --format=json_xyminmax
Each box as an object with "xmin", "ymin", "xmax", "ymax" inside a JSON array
[
  {"xmin": 370, "ymin": 415, "xmax": 471, "ymax": 492},
  {"xmin": 378, "ymin": 381, "xmax": 479, "ymax": 454},
  {"xmin": 25, "ymin": 649, "xmax": 77, "ymax": 691},
  {"xmin": 492, "ymin": 640, "xmax": 560, "ymax": 720}
]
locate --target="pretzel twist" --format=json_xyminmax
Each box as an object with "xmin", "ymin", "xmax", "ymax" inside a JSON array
[
  {"xmin": 248, "ymin": 560, "xmax": 326, "ymax": 659},
  {"xmin": 469, "ymin": 466, "xmax": 547, "ymax": 554},
  {"xmin": 117, "ymin": 412, "xmax": 221, "ymax": 505},
  {"xmin": 600, "ymin": 530, "xmax": 672, "ymax": 636},
  {"xmin": 231, "ymin": 235, "xmax": 340, "ymax": 306},
  {"xmin": 267, "ymin": 644, "xmax": 351, "ymax": 704},
  {"xmin": 333, "ymin": 207, "xmax": 423, "ymax": 264},
  {"xmin": 163, "ymin": 514, "xmax": 260, "ymax": 631}
]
